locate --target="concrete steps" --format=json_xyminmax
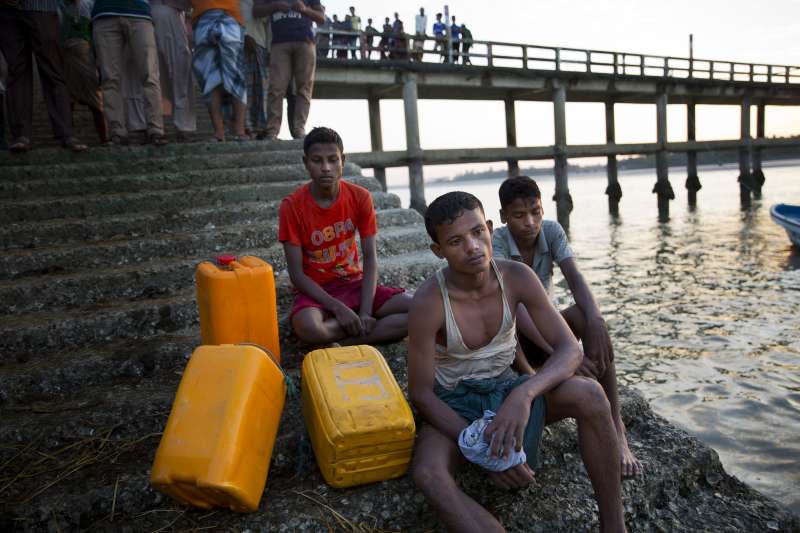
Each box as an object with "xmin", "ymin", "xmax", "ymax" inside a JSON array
[
  {"xmin": 0, "ymin": 214, "xmax": 429, "ymax": 316},
  {"xmin": 0, "ymin": 161, "xmax": 363, "ymax": 200},
  {"xmin": 0, "ymin": 193, "xmax": 401, "ymax": 251},
  {"xmin": 0, "ymin": 138, "xmax": 304, "ymax": 167},
  {"xmin": 0, "ymin": 174, "xmax": 378, "ymax": 225},
  {"xmin": 0, "ymin": 148, "xmax": 305, "ymax": 182},
  {"xmin": 0, "ymin": 230, "xmax": 435, "ymax": 361}
]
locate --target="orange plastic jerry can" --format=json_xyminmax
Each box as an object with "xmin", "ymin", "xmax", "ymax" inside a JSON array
[
  {"xmin": 150, "ymin": 344, "xmax": 286, "ymax": 512},
  {"xmin": 196, "ymin": 255, "xmax": 280, "ymax": 362},
  {"xmin": 302, "ymin": 345, "xmax": 416, "ymax": 488}
]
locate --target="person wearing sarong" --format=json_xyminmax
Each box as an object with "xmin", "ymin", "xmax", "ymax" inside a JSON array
[
  {"xmin": 92, "ymin": 0, "xmax": 167, "ymax": 145},
  {"xmin": 254, "ymin": 0, "xmax": 323, "ymax": 140},
  {"xmin": 58, "ymin": 0, "xmax": 108, "ymax": 143},
  {"xmin": 151, "ymin": 0, "xmax": 196, "ymax": 141},
  {"xmin": 239, "ymin": 0, "xmax": 268, "ymax": 137},
  {"xmin": 191, "ymin": 0, "xmax": 247, "ymax": 141}
]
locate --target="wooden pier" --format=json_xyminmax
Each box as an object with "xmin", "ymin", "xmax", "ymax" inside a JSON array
[{"xmin": 313, "ymin": 36, "xmax": 800, "ymax": 223}]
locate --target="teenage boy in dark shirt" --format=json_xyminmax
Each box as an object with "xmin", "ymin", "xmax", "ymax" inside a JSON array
[{"xmin": 492, "ymin": 175, "xmax": 642, "ymax": 477}]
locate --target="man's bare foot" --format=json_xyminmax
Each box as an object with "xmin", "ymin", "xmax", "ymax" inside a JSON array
[
  {"xmin": 487, "ymin": 463, "xmax": 535, "ymax": 490},
  {"xmin": 617, "ymin": 422, "xmax": 643, "ymax": 477}
]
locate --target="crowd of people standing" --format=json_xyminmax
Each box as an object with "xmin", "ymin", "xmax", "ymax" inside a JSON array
[
  {"xmin": 0, "ymin": 2, "xmax": 474, "ymax": 153},
  {"xmin": 316, "ymin": 7, "xmax": 473, "ymax": 64}
]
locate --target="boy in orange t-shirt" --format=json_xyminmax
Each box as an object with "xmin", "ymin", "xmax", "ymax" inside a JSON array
[{"xmin": 278, "ymin": 127, "xmax": 412, "ymax": 345}]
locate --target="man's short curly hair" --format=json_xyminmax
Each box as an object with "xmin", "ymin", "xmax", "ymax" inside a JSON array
[
  {"xmin": 424, "ymin": 191, "xmax": 485, "ymax": 243},
  {"xmin": 303, "ymin": 127, "xmax": 344, "ymax": 156},
  {"xmin": 498, "ymin": 175, "xmax": 541, "ymax": 209}
]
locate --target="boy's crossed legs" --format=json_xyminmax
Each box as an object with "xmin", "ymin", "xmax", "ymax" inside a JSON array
[
  {"xmin": 292, "ymin": 291, "xmax": 412, "ymax": 345},
  {"xmin": 413, "ymin": 377, "xmax": 626, "ymax": 533}
]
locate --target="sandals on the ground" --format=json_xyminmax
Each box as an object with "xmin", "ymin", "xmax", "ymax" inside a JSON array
[
  {"xmin": 149, "ymin": 134, "xmax": 168, "ymax": 147},
  {"xmin": 62, "ymin": 136, "xmax": 88, "ymax": 153},
  {"xmin": 10, "ymin": 137, "xmax": 32, "ymax": 154}
]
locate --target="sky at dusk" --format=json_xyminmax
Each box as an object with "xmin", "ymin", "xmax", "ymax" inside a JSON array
[{"xmin": 280, "ymin": 1, "xmax": 800, "ymax": 185}]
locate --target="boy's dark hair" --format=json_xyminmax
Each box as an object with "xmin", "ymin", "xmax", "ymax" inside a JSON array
[
  {"xmin": 498, "ymin": 175, "xmax": 541, "ymax": 209},
  {"xmin": 303, "ymin": 127, "xmax": 344, "ymax": 156},
  {"xmin": 424, "ymin": 191, "xmax": 485, "ymax": 243}
]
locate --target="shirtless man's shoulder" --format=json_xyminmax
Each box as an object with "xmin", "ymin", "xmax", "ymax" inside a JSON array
[{"xmin": 409, "ymin": 275, "xmax": 445, "ymax": 330}]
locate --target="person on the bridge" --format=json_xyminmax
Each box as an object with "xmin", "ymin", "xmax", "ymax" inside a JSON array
[
  {"xmin": 412, "ymin": 6, "xmax": 427, "ymax": 62},
  {"xmin": 407, "ymin": 191, "xmax": 627, "ymax": 533},
  {"xmin": 492, "ymin": 175, "xmax": 644, "ymax": 478},
  {"xmin": 364, "ymin": 17, "xmax": 377, "ymax": 59},
  {"xmin": 460, "ymin": 22, "xmax": 472, "ymax": 65},
  {"xmin": 278, "ymin": 126, "xmax": 412, "ymax": 346},
  {"xmin": 344, "ymin": 6, "xmax": 360, "ymax": 59},
  {"xmin": 379, "ymin": 16, "xmax": 391, "ymax": 60},
  {"xmin": 432, "ymin": 12, "xmax": 445, "ymax": 60},
  {"xmin": 255, "ymin": 0, "xmax": 324, "ymax": 140},
  {"xmin": 332, "ymin": 13, "xmax": 347, "ymax": 59},
  {"xmin": 449, "ymin": 15, "xmax": 460, "ymax": 64}
]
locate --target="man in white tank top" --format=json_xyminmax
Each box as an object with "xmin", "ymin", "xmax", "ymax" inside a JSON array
[{"xmin": 407, "ymin": 192, "xmax": 627, "ymax": 533}]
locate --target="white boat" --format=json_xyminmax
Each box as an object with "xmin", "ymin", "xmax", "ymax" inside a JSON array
[{"xmin": 770, "ymin": 204, "xmax": 800, "ymax": 247}]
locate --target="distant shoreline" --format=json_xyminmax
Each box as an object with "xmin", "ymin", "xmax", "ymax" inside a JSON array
[{"xmin": 424, "ymin": 143, "xmax": 800, "ymax": 185}]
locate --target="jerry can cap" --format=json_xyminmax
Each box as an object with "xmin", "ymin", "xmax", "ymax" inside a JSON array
[{"xmin": 216, "ymin": 255, "xmax": 237, "ymax": 266}]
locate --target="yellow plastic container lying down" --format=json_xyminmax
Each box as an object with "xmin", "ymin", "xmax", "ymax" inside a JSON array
[
  {"xmin": 150, "ymin": 344, "xmax": 286, "ymax": 512},
  {"xmin": 302, "ymin": 345, "xmax": 416, "ymax": 488},
  {"xmin": 196, "ymin": 255, "xmax": 280, "ymax": 362}
]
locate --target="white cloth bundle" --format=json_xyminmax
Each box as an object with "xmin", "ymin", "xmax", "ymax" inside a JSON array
[{"xmin": 458, "ymin": 410, "xmax": 527, "ymax": 472}]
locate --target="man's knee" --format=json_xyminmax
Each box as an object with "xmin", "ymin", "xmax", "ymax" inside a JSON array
[
  {"xmin": 573, "ymin": 377, "xmax": 611, "ymax": 419},
  {"xmin": 412, "ymin": 459, "xmax": 454, "ymax": 496},
  {"xmin": 291, "ymin": 310, "xmax": 332, "ymax": 343}
]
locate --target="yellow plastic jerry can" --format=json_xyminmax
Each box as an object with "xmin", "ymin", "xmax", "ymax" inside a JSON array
[
  {"xmin": 302, "ymin": 345, "xmax": 416, "ymax": 488},
  {"xmin": 150, "ymin": 344, "xmax": 286, "ymax": 512},
  {"xmin": 196, "ymin": 255, "xmax": 280, "ymax": 362}
]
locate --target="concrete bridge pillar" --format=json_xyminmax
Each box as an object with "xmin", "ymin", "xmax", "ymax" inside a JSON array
[
  {"xmin": 751, "ymin": 102, "xmax": 766, "ymax": 198},
  {"xmin": 505, "ymin": 97, "xmax": 520, "ymax": 177},
  {"xmin": 368, "ymin": 96, "xmax": 387, "ymax": 191},
  {"xmin": 653, "ymin": 92, "xmax": 674, "ymax": 221},
  {"xmin": 553, "ymin": 84, "xmax": 572, "ymax": 228},
  {"xmin": 685, "ymin": 101, "xmax": 701, "ymax": 207},
  {"xmin": 604, "ymin": 100, "xmax": 621, "ymax": 217},
  {"xmin": 402, "ymin": 73, "xmax": 426, "ymax": 213},
  {"xmin": 738, "ymin": 97, "xmax": 752, "ymax": 206}
]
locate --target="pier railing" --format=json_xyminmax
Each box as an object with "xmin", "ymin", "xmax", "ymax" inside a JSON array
[{"xmin": 319, "ymin": 29, "xmax": 800, "ymax": 84}]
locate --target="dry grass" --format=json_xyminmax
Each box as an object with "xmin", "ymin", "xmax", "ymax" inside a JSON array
[
  {"xmin": 292, "ymin": 490, "xmax": 400, "ymax": 533},
  {"xmin": 0, "ymin": 426, "xmax": 161, "ymax": 505}
]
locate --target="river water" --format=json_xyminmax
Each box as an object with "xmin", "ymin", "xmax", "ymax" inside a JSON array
[{"xmin": 389, "ymin": 161, "xmax": 800, "ymax": 514}]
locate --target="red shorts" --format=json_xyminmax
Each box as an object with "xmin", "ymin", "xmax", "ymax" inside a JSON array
[{"xmin": 290, "ymin": 276, "xmax": 405, "ymax": 320}]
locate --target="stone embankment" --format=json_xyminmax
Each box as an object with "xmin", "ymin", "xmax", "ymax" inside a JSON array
[{"xmin": 0, "ymin": 141, "xmax": 797, "ymax": 532}]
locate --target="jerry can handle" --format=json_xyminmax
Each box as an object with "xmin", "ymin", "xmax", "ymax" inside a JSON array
[{"xmin": 236, "ymin": 343, "xmax": 298, "ymax": 398}]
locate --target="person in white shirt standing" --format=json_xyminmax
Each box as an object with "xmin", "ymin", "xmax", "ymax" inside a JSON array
[{"xmin": 413, "ymin": 6, "xmax": 427, "ymax": 62}]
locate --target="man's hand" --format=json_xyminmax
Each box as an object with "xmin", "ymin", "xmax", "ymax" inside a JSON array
[
  {"xmin": 272, "ymin": 1, "xmax": 291, "ymax": 12},
  {"xmin": 291, "ymin": 0, "xmax": 306, "ymax": 13},
  {"xmin": 487, "ymin": 463, "xmax": 535, "ymax": 490},
  {"xmin": 582, "ymin": 315, "xmax": 612, "ymax": 378},
  {"xmin": 359, "ymin": 313, "xmax": 377, "ymax": 336},
  {"xmin": 333, "ymin": 303, "xmax": 364, "ymax": 337},
  {"xmin": 484, "ymin": 388, "xmax": 531, "ymax": 459},
  {"xmin": 575, "ymin": 355, "xmax": 600, "ymax": 379}
]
